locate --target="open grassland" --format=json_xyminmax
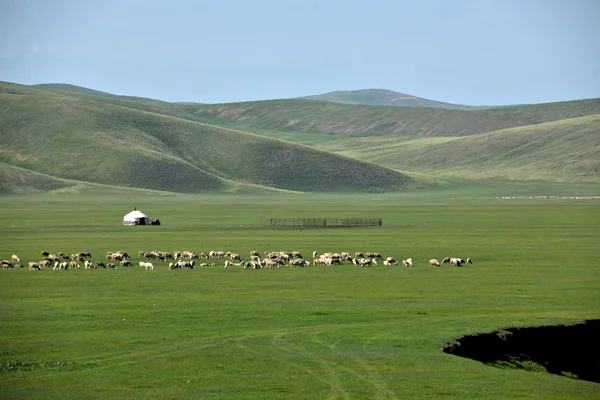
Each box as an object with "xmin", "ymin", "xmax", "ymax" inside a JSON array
[{"xmin": 0, "ymin": 189, "xmax": 599, "ymax": 399}]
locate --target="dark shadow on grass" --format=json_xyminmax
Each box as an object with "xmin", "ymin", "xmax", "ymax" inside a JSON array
[{"xmin": 442, "ymin": 319, "xmax": 600, "ymax": 383}]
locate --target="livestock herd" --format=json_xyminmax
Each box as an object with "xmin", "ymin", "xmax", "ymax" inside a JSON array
[{"xmin": 1, "ymin": 250, "xmax": 472, "ymax": 271}]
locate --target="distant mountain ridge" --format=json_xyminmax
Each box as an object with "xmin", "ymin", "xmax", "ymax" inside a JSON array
[{"xmin": 298, "ymin": 88, "xmax": 495, "ymax": 110}]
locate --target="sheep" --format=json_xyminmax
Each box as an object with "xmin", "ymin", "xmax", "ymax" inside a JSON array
[
  {"xmin": 120, "ymin": 259, "xmax": 132, "ymax": 267},
  {"xmin": 106, "ymin": 263, "xmax": 117, "ymax": 269},
  {"xmin": 11, "ymin": 254, "xmax": 20, "ymax": 262},
  {"xmin": 53, "ymin": 261, "xmax": 68, "ymax": 270},
  {"xmin": 262, "ymin": 258, "xmax": 283, "ymax": 268},
  {"xmin": 359, "ymin": 258, "xmax": 377, "ymax": 267},
  {"xmin": 429, "ymin": 259, "xmax": 440, "ymax": 266},
  {"xmin": 224, "ymin": 260, "xmax": 242, "ymax": 268},
  {"xmin": 383, "ymin": 257, "xmax": 399, "ymax": 266},
  {"xmin": 354, "ymin": 252, "xmax": 364, "ymax": 259},
  {"xmin": 1, "ymin": 260, "xmax": 14, "ymax": 269},
  {"xmin": 28, "ymin": 262, "xmax": 41, "ymax": 271},
  {"xmin": 139, "ymin": 262, "xmax": 154, "ymax": 271},
  {"xmin": 291, "ymin": 251, "xmax": 303, "ymax": 259},
  {"xmin": 467, "ymin": 257, "xmax": 473, "ymax": 264},
  {"xmin": 244, "ymin": 261, "xmax": 262, "ymax": 269},
  {"xmin": 402, "ymin": 258, "xmax": 413, "ymax": 267},
  {"xmin": 69, "ymin": 261, "xmax": 80, "ymax": 269},
  {"xmin": 200, "ymin": 252, "xmax": 209, "ymax": 259},
  {"xmin": 450, "ymin": 258, "xmax": 465, "ymax": 267},
  {"xmin": 84, "ymin": 260, "xmax": 95, "ymax": 269},
  {"xmin": 289, "ymin": 259, "xmax": 309, "ymax": 267}
]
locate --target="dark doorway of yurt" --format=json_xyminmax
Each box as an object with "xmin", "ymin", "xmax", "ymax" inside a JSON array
[{"xmin": 136, "ymin": 217, "xmax": 146, "ymax": 225}]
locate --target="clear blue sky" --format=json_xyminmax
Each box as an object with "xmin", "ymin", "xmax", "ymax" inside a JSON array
[{"xmin": 1, "ymin": 0, "xmax": 599, "ymax": 105}]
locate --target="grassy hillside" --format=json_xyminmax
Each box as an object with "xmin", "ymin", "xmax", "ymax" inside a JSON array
[
  {"xmin": 0, "ymin": 162, "xmax": 73, "ymax": 193},
  {"xmin": 307, "ymin": 115, "xmax": 600, "ymax": 182},
  {"xmin": 184, "ymin": 98, "xmax": 600, "ymax": 138},
  {"xmin": 26, "ymin": 82, "xmax": 600, "ymax": 139},
  {"xmin": 299, "ymin": 88, "xmax": 493, "ymax": 110},
  {"xmin": 33, "ymin": 83, "xmax": 167, "ymax": 103},
  {"xmin": 0, "ymin": 88, "xmax": 414, "ymax": 193},
  {"xmin": 2, "ymin": 81, "xmax": 599, "ymax": 191}
]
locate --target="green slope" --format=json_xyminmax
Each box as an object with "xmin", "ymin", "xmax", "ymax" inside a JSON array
[
  {"xmin": 0, "ymin": 88, "xmax": 414, "ymax": 193},
  {"xmin": 33, "ymin": 83, "xmax": 167, "ymax": 103},
  {"xmin": 321, "ymin": 115, "xmax": 600, "ymax": 182},
  {"xmin": 298, "ymin": 88, "xmax": 493, "ymax": 110},
  {"xmin": 27, "ymin": 82, "xmax": 600, "ymax": 139},
  {"xmin": 185, "ymin": 98, "xmax": 600, "ymax": 138}
]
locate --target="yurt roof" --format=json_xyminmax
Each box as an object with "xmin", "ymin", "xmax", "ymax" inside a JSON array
[{"xmin": 123, "ymin": 210, "xmax": 149, "ymax": 220}]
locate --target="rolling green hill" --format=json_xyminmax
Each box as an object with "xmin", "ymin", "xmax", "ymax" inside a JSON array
[
  {"xmin": 298, "ymin": 88, "xmax": 493, "ymax": 110},
  {"xmin": 0, "ymin": 85, "xmax": 414, "ymax": 194},
  {"xmin": 33, "ymin": 83, "xmax": 167, "ymax": 103},
  {"xmin": 312, "ymin": 115, "xmax": 600, "ymax": 182},
  {"xmin": 186, "ymin": 98, "xmax": 600, "ymax": 138},
  {"xmin": 1, "ymin": 81, "xmax": 599, "ymax": 193}
]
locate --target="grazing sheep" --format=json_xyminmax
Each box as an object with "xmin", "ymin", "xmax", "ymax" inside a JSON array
[
  {"xmin": 467, "ymin": 257, "xmax": 473, "ymax": 264},
  {"xmin": 120, "ymin": 259, "xmax": 132, "ymax": 267},
  {"xmin": 429, "ymin": 259, "xmax": 440, "ymax": 267},
  {"xmin": 53, "ymin": 261, "xmax": 68, "ymax": 270},
  {"xmin": 383, "ymin": 257, "xmax": 399, "ymax": 266},
  {"xmin": 441, "ymin": 257, "xmax": 451, "ymax": 264},
  {"xmin": 28, "ymin": 262, "xmax": 41, "ymax": 271},
  {"xmin": 139, "ymin": 261, "xmax": 154, "ymax": 270},
  {"xmin": 69, "ymin": 261, "xmax": 80, "ymax": 269},
  {"xmin": 359, "ymin": 258, "xmax": 377, "ymax": 267},
  {"xmin": 11, "ymin": 254, "xmax": 20, "ymax": 262},
  {"xmin": 448, "ymin": 258, "xmax": 464, "ymax": 267},
  {"xmin": 402, "ymin": 258, "xmax": 413, "ymax": 267},
  {"xmin": 289, "ymin": 259, "xmax": 309, "ymax": 267}
]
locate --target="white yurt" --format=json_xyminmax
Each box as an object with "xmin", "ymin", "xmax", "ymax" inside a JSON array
[{"xmin": 123, "ymin": 208, "xmax": 150, "ymax": 226}]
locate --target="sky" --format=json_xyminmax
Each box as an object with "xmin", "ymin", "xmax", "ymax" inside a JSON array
[{"xmin": 1, "ymin": 0, "xmax": 599, "ymax": 105}]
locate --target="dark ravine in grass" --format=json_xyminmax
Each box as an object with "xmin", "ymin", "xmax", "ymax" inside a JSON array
[{"xmin": 442, "ymin": 320, "xmax": 600, "ymax": 383}]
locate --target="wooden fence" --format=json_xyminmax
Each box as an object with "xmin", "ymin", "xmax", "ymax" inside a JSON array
[{"xmin": 262, "ymin": 217, "xmax": 382, "ymax": 228}]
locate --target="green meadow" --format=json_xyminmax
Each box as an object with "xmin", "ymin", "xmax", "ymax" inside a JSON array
[{"xmin": 0, "ymin": 189, "xmax": 598, "ymax": 399}]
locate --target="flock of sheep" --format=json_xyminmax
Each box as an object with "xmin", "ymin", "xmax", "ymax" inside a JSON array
[{"xmin": 1, "ymin": 250, "xmax": 472, "ymax": 271}]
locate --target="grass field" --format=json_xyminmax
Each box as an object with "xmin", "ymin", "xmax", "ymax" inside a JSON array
[{"xmin": 0, "ymin": 188, "xmax": 599, "ymax": 399}]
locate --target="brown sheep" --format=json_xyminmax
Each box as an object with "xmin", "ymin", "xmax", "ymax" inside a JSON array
[{"xmin": 429, "ymin": 259, "xmax": 440, "ymax": 266}]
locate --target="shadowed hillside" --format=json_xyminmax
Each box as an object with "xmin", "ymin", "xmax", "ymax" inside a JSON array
[
  {"xmin": 298, "ymin": 88, "xmax": 493, "ymax": 110},
  {"xmin": 0, "ymin": 86, "xmax": 414, "ymax": 193}
]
